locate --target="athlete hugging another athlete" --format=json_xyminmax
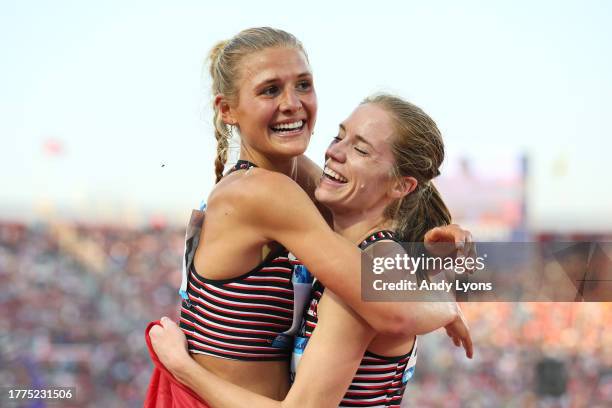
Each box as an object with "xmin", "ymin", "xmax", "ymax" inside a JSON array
[{"xmin": 145, "ymin": 27, "xmax": 474, "ymax": 408}]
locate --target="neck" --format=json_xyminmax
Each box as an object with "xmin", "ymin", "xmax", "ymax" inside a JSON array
[
  {"xmin": 239, "ymin": 150, "xmax": 297, "ymax": 179},
  {"xmin": 332, "ymin": 208, "xmax": 393, "ymax": 245}
]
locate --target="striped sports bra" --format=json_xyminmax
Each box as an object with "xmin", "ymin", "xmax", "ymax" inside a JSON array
[
  {"xmin": 179, "ymin": 160, "xmax": 313, "ymax": 361},
  {"xmin": 292, "ymin": 230, "xmax": 418, "ymax": 407}
]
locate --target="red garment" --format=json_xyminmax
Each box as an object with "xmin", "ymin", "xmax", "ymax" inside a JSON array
[{"xmin": 144, "ymin": 321, "xmax": 210, "ymax": 408}]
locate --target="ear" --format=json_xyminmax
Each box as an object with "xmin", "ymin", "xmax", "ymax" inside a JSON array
[
  {"xmin": 389, "ymin": 176, "xmax": 417, "ymax": 199},
  {"xmin": 214, "ymin": 94, "xmax": 237, "ymax": 125}
]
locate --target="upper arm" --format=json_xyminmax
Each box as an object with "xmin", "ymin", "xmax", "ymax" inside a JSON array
[
  {"xmin": 236, "ymin": 173, "xmax": 379, "ymax": 329},
  {"xmin": 234, "ymin": 171, "xmax": 450, "ymax": 336},
  {"xmin": 283, "ymin": 292, "xmax": 376, "ymax": 408},
  {"xmin": 362, "ymin": 241, "xmax": 459, "ymax": 335}
]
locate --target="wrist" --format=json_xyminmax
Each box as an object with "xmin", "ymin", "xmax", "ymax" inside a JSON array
[
  {"xmin": 166, "ymin": 353, "xmax": 194, "ymax": 377},
  {"xmin": 444, "ymin": 302, "xmax": 459, "ymax": 325},
  {"xmin": 170, "ymin": 357, "xmax": 202, "ymax": 389}
]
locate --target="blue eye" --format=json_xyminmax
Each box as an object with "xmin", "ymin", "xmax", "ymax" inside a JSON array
[
  {"xmin": 261, "ymin": 86, "xmax": 279, "ymax": 96},
  {"xmin": 296, "ymin": 80, "xmax": 312, "ymax": 91}
]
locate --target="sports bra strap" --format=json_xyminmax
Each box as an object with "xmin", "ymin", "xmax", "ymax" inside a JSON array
[
  {"xmin": 226, "ymin": 160, "xmax": 258, "ymax": 175},
  {"xmin": 359, "ymin": 230, "xmax": 397, "ymax": 250}
]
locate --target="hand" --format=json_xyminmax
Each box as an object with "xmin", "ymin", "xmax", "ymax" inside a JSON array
[
  {"xmin": 444, "ymin": 305, "xmax": 473, "ymax": 359},
  {"xmin": 424, "ymin": 224, "xmax": 476, "ymax": 273},
  {"xmin": 150, "ymin": 317, "xmax": 192, "ymax": 373}
]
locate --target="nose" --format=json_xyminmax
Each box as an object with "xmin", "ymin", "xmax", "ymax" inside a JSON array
[
  {"xmin": 325, "ymin": 138, "xmax": 346, "ymax": 164},
  {"xmin": 279, "ymin": 88, "xmax": 302, "ymax": 113}
]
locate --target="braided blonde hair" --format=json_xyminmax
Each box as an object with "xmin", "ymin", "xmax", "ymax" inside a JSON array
[{"xmin": 207, "ymin": 27, "xmax": 308, "ymax": 182}]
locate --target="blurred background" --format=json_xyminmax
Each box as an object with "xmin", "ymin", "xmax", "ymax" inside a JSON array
[{"xmin": 1, "ymin": 0, "xmax": 610, "ymax": 406}]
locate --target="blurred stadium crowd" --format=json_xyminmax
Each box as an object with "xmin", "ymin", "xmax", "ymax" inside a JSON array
[
  {"xmin": 0, "ymin": 221, "xmax": 610, "ymax": 407},
  {"xmin": 404, "ymin": 303, "xmax": 611, "ymax": 407}
]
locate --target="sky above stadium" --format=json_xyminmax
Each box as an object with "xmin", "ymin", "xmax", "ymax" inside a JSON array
[{"xmin": 1, "ymin": 0, "xmax": 611, "ymax": 231}]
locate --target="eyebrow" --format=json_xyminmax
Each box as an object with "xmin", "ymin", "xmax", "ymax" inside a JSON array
[
  {"xmin": 338, "ymin": 124, "xmax": 374, "ymax": 148},
  {"xmin": 255, "ymin": 72, "xmax": 313, "ymax": 87}
]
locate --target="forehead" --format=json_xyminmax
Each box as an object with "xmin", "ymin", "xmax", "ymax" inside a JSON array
[
  {"xmin": 239, "ymin": 47, "xmax": 311, "ymax": 85},
  {"xmin": 343, "ymin": 104, "xmax": 396, "ymax": 147}
]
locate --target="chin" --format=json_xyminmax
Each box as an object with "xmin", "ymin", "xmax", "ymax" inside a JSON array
[
  {"xmin": 271, "ymin": 146, "xmax": 307, "ymax": 160},
  {"xmin": 269, "ymin": 127, "xmax": 311, "ymax": 150},
  {"xmin": 314, "ymin": 187, "xmax": 324, "ymax": 202},
  {"xmin": 273, "ymin": 139, "xmax": 309, "ymax": 158},
  {"xmin": 314, "ymin": 188, "xmax": 335, "ymax": 207}
]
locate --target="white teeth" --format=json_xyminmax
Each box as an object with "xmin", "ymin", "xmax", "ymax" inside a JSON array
[
  {"xmin": 323, "ymin": 166, "xmax": 348, "ymax": 183},
  {"xmin": 271, "ymin": 120, "xmax": 303, "ymax": 131}
]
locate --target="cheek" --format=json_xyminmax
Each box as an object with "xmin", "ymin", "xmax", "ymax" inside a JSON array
[
  {"xmin": 307, "ymin": 94, "xmax": 318, "ymax": 112},
  {"xmin": 258, "ymin": 105, "xmax": 276, "ymax": 122},
  {"xmin": 356, "ymin": 169, "xmax": 392, "ymax": 195},
  {"xmin": 302, "ymin": 94, "xmax": 318, "ymax": 117},
  {"xmin": 244, "ymin": 101, "xmax": 274, "ymax": 123}
]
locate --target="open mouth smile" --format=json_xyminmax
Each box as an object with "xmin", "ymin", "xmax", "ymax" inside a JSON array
[
  {"xmin": 270, "ymin": 120, "xmax": 305, "ymax": 134},
  {"xmin": 323, "ymin": 165, "xmax": 348, "ymax": 183}
]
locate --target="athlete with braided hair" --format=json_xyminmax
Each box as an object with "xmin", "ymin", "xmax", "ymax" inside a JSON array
[{"xmin": 145, "ymin": 27, "xmax": 473, "ymax": 407}]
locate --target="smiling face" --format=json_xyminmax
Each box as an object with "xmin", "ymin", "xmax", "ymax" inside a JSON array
[
  {"xmin": 315, "ymin": 103, "xmax": 407, "ymax": 216},
  {"xmin": 223, "ymin": 47, "xmax": 317, "ymax": 160}
]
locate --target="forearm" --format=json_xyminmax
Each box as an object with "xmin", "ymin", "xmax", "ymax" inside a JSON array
[
  {"xmin": 323, "ymin": 284, "xmax": 457, "ymax": 336},
  {"xmin": 285, "ymin": 292, "xmax": 376, "ymax": 408},
  {"xmin": 306, "ymin": 243, "xmax": 397, "ymax": 334},
  {"xmin": 405, "ymin": 300, "xmax": 458, "ymax": 334},
  {"xmin": 170, "ymin": 358, "xmax": 286, "ymax": 408},
  {"xmin": 295, "ymin": 155, "xmax": 332, "ymax": 225},
  {"xmin": 312, "ymin": 244, "xmax": 457, "ymax": 336},
  {"xmin": 256, "ymin": 185, "xmax": 440, "ymax": 336},
  {"xmin": 295, "ymin": 154, "xmax": 322, "ymax": 196}
]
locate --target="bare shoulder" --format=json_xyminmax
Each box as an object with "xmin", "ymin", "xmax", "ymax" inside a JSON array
[
  {"xmin": 211, "ymin": 168, "xmax": 302, "ymax": 203},
  {"xmin": 206, "ymin": 168, "xmax": 318, "ymax": 239},
  {"xmin": 195, "ymin": 170, "xmax": 301, "ymax": 277},
  {"xmin": 213, "ymin": 168, "xmax": 313, "ymax": 216}
]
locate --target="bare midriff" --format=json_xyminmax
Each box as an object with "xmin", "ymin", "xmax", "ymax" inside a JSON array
[{"xmin": 192, "ymin": 353, "xmax": 290, "ymax": 400}]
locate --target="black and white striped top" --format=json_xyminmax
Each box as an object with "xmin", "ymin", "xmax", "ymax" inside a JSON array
[
  {"xmin": 180, "ymin": 251, "xmax": 303, "ymax": 360},
  {"xmin": 294, "ymin": 230, "xmax": 418, "ymax": 407},
  {"xmin": 179, "ymin": 160, "xmax": 311, "ymax": 361}
]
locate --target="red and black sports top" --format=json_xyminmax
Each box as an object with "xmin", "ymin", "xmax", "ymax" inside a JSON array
[
  {"xmin": 179, "ymin": 160, "xmax": 313, "ymax": 361},
  {"xmin": 292, "ymin": 230, "xmax": 418, "ymax": 408}
]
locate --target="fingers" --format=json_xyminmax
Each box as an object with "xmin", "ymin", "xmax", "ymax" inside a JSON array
[
  {"xmin": 424, "ymin": 227, "xmax": 444, "ymax": 255},
  {"xmin": 424, "ymin": 226, "xmax": 442, "ymax": 243},
  {"xmin": 457, "ymin": 314, "xmax": 474, "ymax": 359},
  {"xmin": 455, "ymin": 233, "xmax": 466, "ymax": 258},
  {"xmin": 446, "ymin": 309, "xmax": 474, "ymax": 359},
  {"xmin": 425, "ymin": 227, "xmax": 458, "ymax": 254},
  {"xmin": 425, "ymin": 225, "xmax": 474, "ymax": 254},
  {"xmin": 150, "ymin": 325, "xmax": 163, "ymax": 338},
  {"xmin": 160, "ymin": 316, "xmax": 178, "ymax": 328},
  {"xmin": 465, "ymin": 232, "xmax": 477, "ymax": 275},
  {"xmin": 426, "ymin": 225, "xmax": 462, "ymax": 244},
  {"xmin": 454, "ymin": 228, "xmax": 470, "ymax": 255},
  {"xmin": 455, "ymin": 230, "xmax": 477, "ymax": 275},
  {"xmin": 462, "ymin": 332, "xmax": 474, "ymax": 359},
  {"xmin": 450, "ymin": 332, "xmax": 473, "ymax": 358},
  {"xmin": 452, "ymin": 336, "xmax": 461, "ymax": 347}
]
